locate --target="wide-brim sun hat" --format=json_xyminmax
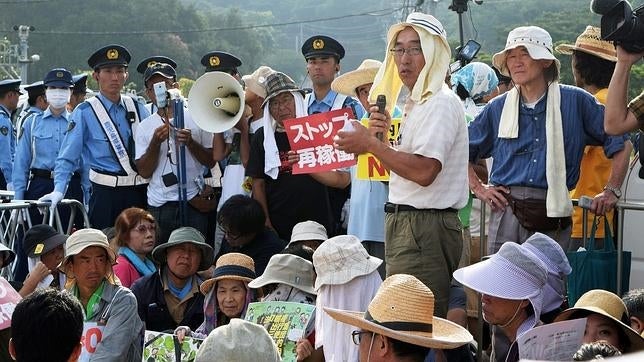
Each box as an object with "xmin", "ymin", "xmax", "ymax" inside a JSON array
[
  {"xmin": 492, "ymin": 26, "xmax": 560, "ymax": 78},
  {"xmin": 325, "ymin": 274, "xmax": 473, "ymax": 349},
  {"xmin": 453, "ymin": 241, "xmax": 548, "ymax": 301},
  {"xmin": 331, "ymin": 59, "xmax": 382, "ymax": 98},
  {"xmin": 554, "ymin": 289, "xmax": 644, "ymax": 352},
  {"xmin": 313, "ymin": 235, "xmax": 382, "ymax": 291},
  {"xmin": 248, "ymin": 253, "xmax": 316, "ymax": 295},
  {"xmin": 60, "ymin": 228, "xmax": 116, "ymax": 274},
  {"xmin": 200, "ymin": 252, "xmax": 256, "ymax": 295},
  {"xmin": 555, "ymin": 25, "xmax": 617, "ymax": 62},
  {"xmin": 151, "ymin": 227, "xmax": 213, "ymax": 271}
]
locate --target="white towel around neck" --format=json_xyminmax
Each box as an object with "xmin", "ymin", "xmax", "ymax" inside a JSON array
[{"xmin": 497, "ymin": 82, "xmax": 573, "ymax": 217}]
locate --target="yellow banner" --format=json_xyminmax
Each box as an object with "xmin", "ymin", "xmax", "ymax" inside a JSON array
[{"xmin": 357, "ymin": 118, "xmax": 401, "ymax": 181}]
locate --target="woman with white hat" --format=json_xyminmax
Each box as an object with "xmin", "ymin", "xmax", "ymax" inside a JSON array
[
  {"xmin": 60, "ymin": 228, "xmax": 143, "ymax": 361},
  {"xmin": 176, "ymin": 252, "xmax": 258, "ymax": 340}
]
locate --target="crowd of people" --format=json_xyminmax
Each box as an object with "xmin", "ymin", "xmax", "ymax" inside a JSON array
[{"xmin": 0, "ymin": 6, "xmax": 644, "ymax": 362}]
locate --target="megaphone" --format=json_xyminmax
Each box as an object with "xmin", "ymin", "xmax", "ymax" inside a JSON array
[{"xmin": 188, "ymin": 72, "xmax": 245, "ymax": 133}]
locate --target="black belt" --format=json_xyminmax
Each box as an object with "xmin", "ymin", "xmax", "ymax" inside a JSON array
[
  {"xmin": 30, "ymin": 168, "xmax": 81, "ymax": 180},
  {"xmin": 384, "ymin": 202, "xmax": 457, "ymax": 213}
]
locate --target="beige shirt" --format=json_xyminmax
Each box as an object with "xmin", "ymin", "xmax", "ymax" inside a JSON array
[
  {"xmin": 162, "ymin": 271, "xmax": 200, "ymax": 324},
  {"xmin": 389, "ymin": 87, "xmax": 469, "ymax": 209}
]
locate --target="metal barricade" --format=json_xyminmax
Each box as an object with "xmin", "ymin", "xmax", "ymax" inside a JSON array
[
  {"xmin": 0, "ymin": 199, "xmax": 90, "ymax": 281},
  {"xmin": 615, "ymin": 200, "xmax": 644, "ymax": 295}
]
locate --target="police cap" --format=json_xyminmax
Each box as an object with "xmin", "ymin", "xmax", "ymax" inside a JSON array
[
  {"xmin": 44, "ymin": 68, "xmax": 73, "ymax": 88},
  {"xmin": 72, "ymin": 74, "xmax": 88, "ymax": 94},
  {"xmin": 200, "ymin": 51, "xmax": 242, "ymax": 73},
  {"xmin": 24, "ymin": 81, "xmax": 45, "ymax": 96},
  {"xmin": 136, "ymin": 56, "xmax": 178, "ymax": 74},
  {"xmin": 87, "ymin": 44, "xmax": 131, "ymax": 70},
  {"xmin": 301, "ymin": 35, "xmax": 345, "ymax": 60},
  {"xmin": 0, "ymin": 79, "xmax": 22, "ymax": 95}
]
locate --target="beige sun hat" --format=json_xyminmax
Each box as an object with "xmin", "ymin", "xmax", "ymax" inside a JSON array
[
  {"xmin": 492, "ymin": 26, "xmax": 561, "ymax": 77},
  {"xmin": 331, "ymin": 59, "xmax": 382, "ymax": 98},
  {"xmin": 325, "ymin": 274, "xmax": 473, "ymax": 349},
  {"xmin": 151, "ymin": 227, "xmax": 214, "ymax": 271},
  {"xmin": 288, "ymin": 220, "xmax": 328, "ymax": 246},
  {"xmin": 200, "ymin": 253, "xmax": 256, "ymax": 295},
  {"xmin": 312, "ymin": 235, "xmax": 382, "ymax": 291},
  {"xmin": 248, "ymin": 253, "xmax": 316, "ymax": 295},
  {"xmin": 555, "ymin": 26, "xmax": 617, "ymax": 62},
  {"xmin": 195, "ymin": 318, "xmax": 280, "ymax": 362},
  {"xmin": 60, "ymin": 228, "xmax": 116, "ymax": 274},
  {"xmin": 555, "ymin": 289, "xmax": 644, "ymax": 352},
  {"xmin": 243, "ymin": 65, "xmax": 275, "ymax": 100}
]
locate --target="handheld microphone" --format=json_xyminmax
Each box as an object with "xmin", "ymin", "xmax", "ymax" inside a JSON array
[
  {"xmin": 590, "ymin": 0, "xmax": 622, "ymax": 14},
  {"xmin": 375, "ymin": 94, "xmax": 386, "ymax": 142}
]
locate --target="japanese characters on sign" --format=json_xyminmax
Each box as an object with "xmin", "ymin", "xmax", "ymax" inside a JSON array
[
  {"xmin": 0, "ymin": 277, "xmax": 21, "ymax": 331},
  {"xmin": 357, "ymin": 118, "xmax": 401, "ymax": 180},
  {"xmin": 284, "ymin": 108, "xmax": 357, "ymax": 175}
]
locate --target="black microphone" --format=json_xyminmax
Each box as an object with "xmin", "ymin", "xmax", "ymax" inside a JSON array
[
  {"xmin": 590, "ymin": 0, "xmax": 622, "ymax": 14},
  {"xmin": 375, "ymin": 95, "xmax": 386, "ymax": 142}
]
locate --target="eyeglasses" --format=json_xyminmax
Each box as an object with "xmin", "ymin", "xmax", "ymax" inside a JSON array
[
  {"xmin": 220, "ymin": 226, "xmax": 241, "ymax": 240},
  {"xmin": 389, "ymin": 47, "xmax": 423, "ymax": 57},
  {"xmin": 351, "ymin": 330, "xmax": 373, "ymax": 345},
  {"xmin": 133, "ymin": 224, "xmax": 156, "ymax": 234},
  {"xmin": 269, "ymin": 95, "xmax": 294, "ymax": 111}
]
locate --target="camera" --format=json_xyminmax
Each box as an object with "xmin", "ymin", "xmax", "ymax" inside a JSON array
[
  {"xmin": 449, "ymin": 39, "xmax": 481, "ymax": 74},
  {"xmin": 592, "ymin": 0, "xmax": 644, "ymax": 53}
]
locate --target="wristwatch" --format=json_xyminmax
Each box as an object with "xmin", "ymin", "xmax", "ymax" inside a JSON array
[{"xmin": 603, "ymin": 185, "xmax": 622, "ymax": 198}]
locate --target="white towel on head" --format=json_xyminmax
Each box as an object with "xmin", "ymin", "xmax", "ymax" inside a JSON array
[
  {"xmin": 262, "ymin": 92, "xmax": 308, "ymax": 179},
  {"xmin": 497, "ymin": 82, "xmax": 572, "ymax": 217}
]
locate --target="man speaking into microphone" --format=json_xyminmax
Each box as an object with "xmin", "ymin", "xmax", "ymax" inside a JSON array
[{"xmin": 334, "ymin": 12, "xmax": 468, "ymax": 318}]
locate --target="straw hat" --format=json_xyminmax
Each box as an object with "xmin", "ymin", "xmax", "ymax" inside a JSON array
[
  {"xmin": 288, "ymin": 220, "xmax": 328, "ymax": 246},
  {"xmin": 493, "ymin": 26, "xmax": 560, "ymax": 77},
  {"xmin": 325, "ymin": 274, "xmax": 473, "ymax": 349},
  {"xmin": 313, "ymin": 235, "xmax": 382, "ymax": 291},
  {"xmin": 60, "ymin": 228, "xmax": 116, "ymax": 274},
  {"xmin": 331, "ymin": 59, "xmax": 382, "ymax": 98},
  {"xmin": 200, "ymin": 253, "xmax": 256, "ymax": 295},
  {"xmin": 555, "ymin": 289, "xmax": 644, "ymax": 352},
  {"xmin": 555, "ymin": 26, "xmax": 617, "ymax": 62},
  {"xmin": 195, "ymin": 318, "xmax": 280, "ymax": 362},
  {"xmin": 151, "ymin": 227, "xmax": 213, "ymax": 271},
  {"xmin": 248, "ymin": 254, "xmax": 316, "ymax": 295}
]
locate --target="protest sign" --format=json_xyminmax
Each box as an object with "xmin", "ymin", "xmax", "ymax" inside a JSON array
[
  {"xmin": 142, "ymin": 330, "xmax": 203, "ymax": 362},
  {"xmin": 0, "ymin": 277, "xmax": 20, "ymax": 331},
  {"xmin": 245, "ymin": 301, "xmax": 315, "ymax": 362},
  {"xmin": 78, "ymin": 322, "xmax": 104, "ymax": 362},
  {"xmin": 356, "ymin": 118, "xmax": 401, "ymax": 181},
  {"xmin": 284, "ymin": 108, "xmax": 356, "ymax": 174}
]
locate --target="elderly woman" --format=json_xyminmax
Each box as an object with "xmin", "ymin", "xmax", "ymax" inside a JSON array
[
  {"xmin": 176, "ymin": 252, "xmax": 257, "ymax": 340},
  {"xmin": 61, "ymin": 228, "xmax": 143, "ymax": 361},
  {"xmin": 555, "ymin": 289, "xmax": 644, "ymax": 354},
  {"xmin": 110, "ymin": 207, "xmax": 157, "ymax": 288}
]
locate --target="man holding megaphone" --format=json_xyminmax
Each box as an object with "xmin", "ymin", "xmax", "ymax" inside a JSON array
[{"xmin": 134, "ymin": 62, "xmax": 217, "ymax": 245}]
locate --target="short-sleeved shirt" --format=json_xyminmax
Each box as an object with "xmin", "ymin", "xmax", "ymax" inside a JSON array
[{"xmin": 628, "ymin": 90, "xmax": 644, "ymax": 127}]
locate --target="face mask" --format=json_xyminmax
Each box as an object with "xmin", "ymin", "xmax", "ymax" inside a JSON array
[{"xmin": 46, "ymin": 88, "xmax": 71, "ymax": 109}]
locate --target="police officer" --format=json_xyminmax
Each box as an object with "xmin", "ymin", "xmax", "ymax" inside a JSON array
[
  {"xmin": 17, "ymin": 81, "xmax": 47, "ymax": 132},
  {"xmin": 39, "ymin": 44, "xmax": 150, "ymax": 229},
  {"xmin": 301, "ymin": 35, "xmax": 364, "ymax": 235},
  {"xmin": 0, "ymin": 79, "xmax": 21, "ymax": 190},
  {"xmin": 13, "ymin": 68, "xmax": 88, "ymax": 226},
  {"xmin": 201, "ymin": 51, "xmax": 242, "ymax": 79},
  {"xmin": 68, "ymin": 74, "xmax": 88, "ymax": 111},
  {"xmin": 136, "ymin": 56, "xmax": 177, "ymax": 115}
]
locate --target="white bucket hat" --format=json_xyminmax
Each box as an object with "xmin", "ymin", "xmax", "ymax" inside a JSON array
[
  {"xmin": 60, "ymin": 228, "xmax": 116, "ymax": 274},
  {"xmin": 492, "ymin": 26, "xmax": 560, "ymax": 77},
  {"xmin": 242, "ymin": 65, "xmax": 275, "ymax": 99},
  {"xmin": 248, "ymin": 253, "xmax": 316, "ymax": 295},
  {"xmin": 312, "ymin": 235, "xmax": 382, "ymax": 291},
  {"xmin": 195, "ymin": 318, "xmax": 280, "ymax": 362},
  {"xmin": 288, "ymin": 220, "xmax": 328, "ymax": 246}
]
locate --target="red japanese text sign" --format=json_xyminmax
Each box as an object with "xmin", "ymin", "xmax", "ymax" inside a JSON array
[{"xmin": 284, "ymin": 108, "xmax": 357, "ymax": 174}]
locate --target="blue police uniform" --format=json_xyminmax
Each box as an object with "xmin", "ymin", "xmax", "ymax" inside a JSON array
[
  {"xmin": 0, "ymin": 78, "xmax": 21, "ymax": 189},
  {"xmin": 53, "ymin": 45, "xmax": 150, "ymax": 229}
]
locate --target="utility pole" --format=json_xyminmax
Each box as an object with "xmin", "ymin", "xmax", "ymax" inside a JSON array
[{"xmin": 13, "ymin": 25, "xmax": 39, "ymax": 83}]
